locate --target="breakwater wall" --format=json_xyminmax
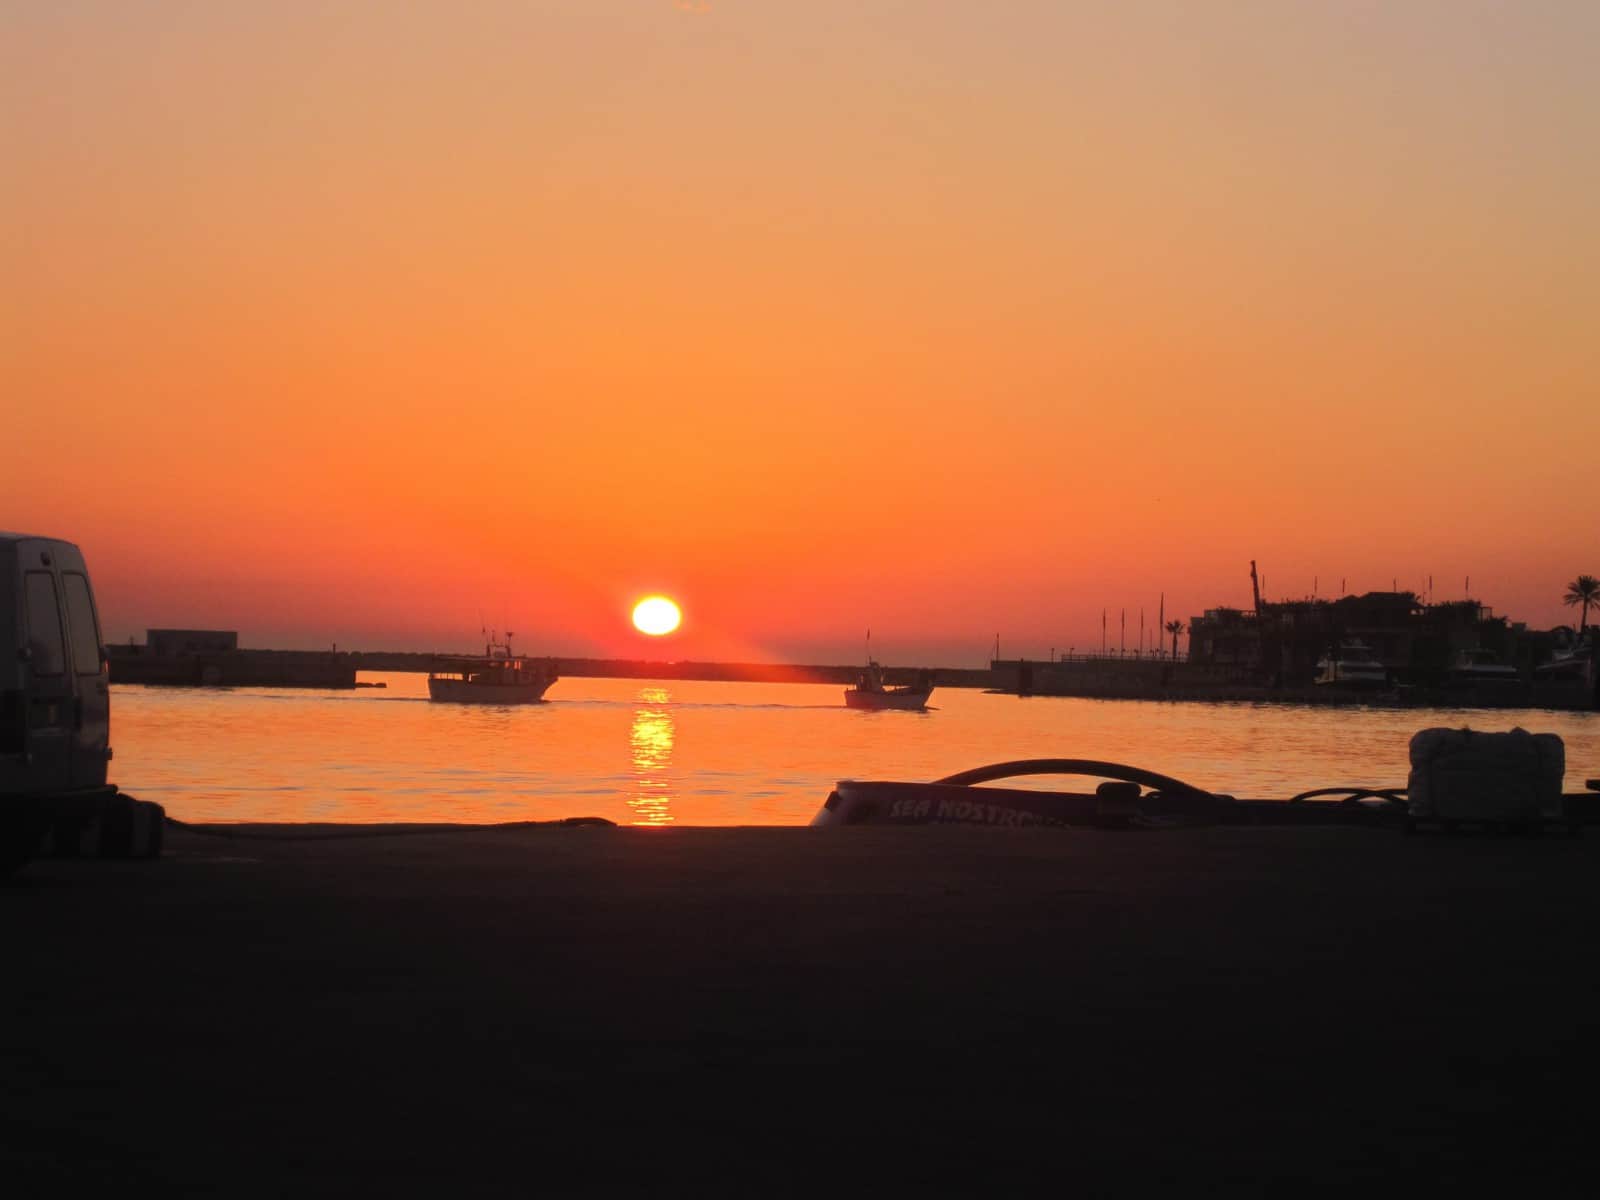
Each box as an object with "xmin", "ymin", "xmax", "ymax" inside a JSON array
[
  {"xmin": 107, "ymin": 647, "xmax": 356, "ymax": 689},
  {"xmin": 106, "ymin": 647, "xmax": 994, "ymax": 691},
  {"xmin": 351, "ymin": 652, "xmax": 997, "ymax": 690}
]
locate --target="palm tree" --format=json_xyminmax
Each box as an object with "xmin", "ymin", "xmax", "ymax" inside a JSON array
[
  {"xmin": 1164, "ymin": 620, "xmax": 1185, "ymax": 660},
  {"xmin": 1564, "ymin": 575, "xmax": 1600, "ymax": 635}
]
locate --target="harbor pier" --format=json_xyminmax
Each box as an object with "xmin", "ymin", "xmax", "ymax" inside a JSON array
[{"xmin": 9, "ymin": 822, "xmax": 1600, "ymax": 1190}]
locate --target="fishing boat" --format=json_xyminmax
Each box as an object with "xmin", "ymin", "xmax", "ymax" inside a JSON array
[
  {"xmin": 427, "ymin": 633, "xmax": 558, "ymax": 704},
  {"xmin": 845, "ymin": 661, "xmax": 934, "ymax": 710},
  {"xmin": 1313, "ymin": 640, "xmax": 1388, "ymax": 688}
]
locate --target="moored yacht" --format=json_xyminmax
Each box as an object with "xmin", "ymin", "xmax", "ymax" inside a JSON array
[
  {"xmin": 1447, "ymin": 648, "xmax": 1519, "ymax": 684},
  {"xmin": 1313, "ymin": 640, "xmax": 1388, "ymax": 688},
  {"xmin": 1535, "ymin": 632, "xmax": 1594, "ymax": 683}
]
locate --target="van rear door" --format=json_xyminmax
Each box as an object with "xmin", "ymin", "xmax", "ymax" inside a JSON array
[
  {"xmin": 58, "ymin": 545, "xmax": 109, "ymax": 789},
  {"xmin": 18, "ymin": 542, "xmax": 73, "ymax": 793}
]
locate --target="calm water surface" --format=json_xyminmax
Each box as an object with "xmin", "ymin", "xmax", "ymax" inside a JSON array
[{"xmin": 114, "ymin": 674, "xmax": 1600, "ymax": 825}]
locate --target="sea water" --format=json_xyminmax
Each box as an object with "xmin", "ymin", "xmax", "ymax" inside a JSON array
[{"xmin": 114, "ymin": 673, "xmax": 1600, "ymax": 825}]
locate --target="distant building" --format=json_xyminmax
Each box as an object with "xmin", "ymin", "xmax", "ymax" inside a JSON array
[
  {"xmin": 1187, "ymin": 608, "xmax": 1261, "ymax": 669},
  {"xmin": 1187, "ymin": 593, "xmax": 1522, "ymax": 686},
  {"xmin": 146, "ymin": 629, "xmax": 238, "ymax": 657}
]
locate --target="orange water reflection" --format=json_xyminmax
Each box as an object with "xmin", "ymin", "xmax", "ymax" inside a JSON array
[
  {"xmin": 108, "ymin": 673, "xmax": 1600, "ymax": 826},
  {"xmin": 629, "ymin": 686, "xmax": 676, "ymax": 825}
]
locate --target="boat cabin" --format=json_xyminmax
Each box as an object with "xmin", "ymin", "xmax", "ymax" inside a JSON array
[{"xmin": 429, "ymin": 657, "xmax": 548, "ymax": 687}]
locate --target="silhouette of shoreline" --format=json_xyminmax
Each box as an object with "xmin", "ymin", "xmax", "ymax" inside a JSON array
[
  {"xmin": 104, "ymin": 646, "xmax": 1596, "ymax": 709},
  {"xmin": 105, "ymin": 646, "xmax": 993, "ymax": 689}
]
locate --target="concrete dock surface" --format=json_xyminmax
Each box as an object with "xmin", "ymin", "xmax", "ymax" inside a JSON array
[{"xmin": 6, "ymin": 823, "xmax": 1599, "ymax": 1192}]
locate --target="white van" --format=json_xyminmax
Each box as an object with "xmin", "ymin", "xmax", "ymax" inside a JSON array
[{"xmin": 3, "ymin": 533, "xmax": 115, "ymax": 868}]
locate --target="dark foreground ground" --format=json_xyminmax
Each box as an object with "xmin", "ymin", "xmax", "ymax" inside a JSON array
[{"xmin": 5, "ymin": 823, "xmax": 1598, "ymax": 1194}]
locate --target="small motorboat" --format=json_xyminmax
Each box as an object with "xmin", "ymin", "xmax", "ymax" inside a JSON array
[
  {"xmin": 427, "ymin": 633, "xmax": 558, "ymax": 704},
  {"xmin": 844, "ymin": 661, "xmax": 933, "ymax": 710}
]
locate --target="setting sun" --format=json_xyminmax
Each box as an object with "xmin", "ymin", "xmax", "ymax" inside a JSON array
[{"xmin": 632, "ymin": 596, "xmax": 683, "ymax": 637}]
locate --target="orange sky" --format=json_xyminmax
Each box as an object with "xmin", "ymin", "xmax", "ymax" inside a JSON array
[{"xmin": 5, "ymin": 2, "xmax": 1598, "ymax": 663}]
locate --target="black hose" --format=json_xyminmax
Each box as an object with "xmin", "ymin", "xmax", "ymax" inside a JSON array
[
  {"xmin": 933, "ymin": 757, "xmax": 1221, "ymax": 798},
  {"xmin": 930, "ymin": 760, "xmax": 1408, "ymax": 811},
  {"xmin": 918, "ymin": 759, "xmax": 1422, "ymax": 827},
  {"xmin": 1287, "ymin": 787, "xmax": 1407, "ymax": 807}
]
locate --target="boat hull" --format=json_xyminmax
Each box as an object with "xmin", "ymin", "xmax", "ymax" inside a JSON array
[
  {"xmin": 1536, "ymin": 657, "xmax": 1593, "ymax": 683},
  {"xmin": 844, "ymin": 687, "xmax": 932, "ymax": 710},
  {"xmin": 1446, "ymin": 671, "xmax": 1522, "ymax": 688},
  {"xmin": 814, "ymin": 780, "xmax": 1396, "ymax": 829},
  {"xmin": 1314, "ymin": 671, "xmax": 1389, "ymax": 689},
  {"xmin": 427, "ymin": 677, "xmax": 553, "ymax": 704}
]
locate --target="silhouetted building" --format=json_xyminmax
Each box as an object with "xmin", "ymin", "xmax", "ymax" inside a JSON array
[
  {"xmin": 1187, "ymin": 608, "xmax": 1261, "ymax": 669},
  {"xmin": 1188, "ymin": 593, "xmax": 1524, "ymax": 686}
]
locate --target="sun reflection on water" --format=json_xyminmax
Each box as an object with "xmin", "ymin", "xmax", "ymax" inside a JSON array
[{"xmin": 629, "ymin": 686, "xmax": 676, "ymax": 825}]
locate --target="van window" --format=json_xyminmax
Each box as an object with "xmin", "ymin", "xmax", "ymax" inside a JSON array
[
  {"xmin": 63, "ymin": 572, "xmax": 103, "ymax": 676},
  {"xmin": 24, "ymin": 571, "xmax": 67, "ymax": 676}
]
